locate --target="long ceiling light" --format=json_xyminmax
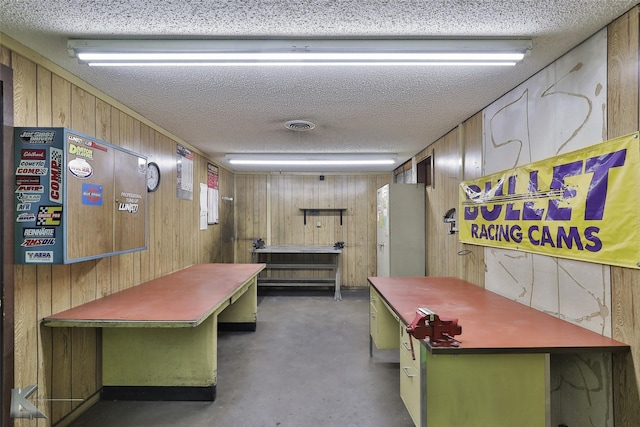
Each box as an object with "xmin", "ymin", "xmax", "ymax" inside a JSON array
[
  {"xmin": 68, "ymin": 39, "xmax": 532, "ymax": 67},
  {"xmin": 225, "ymin": 154, "xmax": 397, "ymax": 167}
]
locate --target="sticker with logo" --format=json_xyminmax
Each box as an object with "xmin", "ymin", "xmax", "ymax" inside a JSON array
[
  {"xmin": 82, "ymin": 183, "xmax": 103, "ymax": 205},
  {"xmin": 24, "ymin": 251, "xmax": 53, "ymax": 263},
  {"xmin": 86, "ymin": 139, "xmax": 108, "ymax": 152},
  {"xmin": 18, "ymin": 131, "xmax": 56, "ymax": 144},
  {"xmin": 118, "ymin": 191, "xmax": 142, "ymax": 213},
  {"xmin": 68, "ymin": 143, "xmax": 94, "ymax": 160},
  {"xmin": 67, "ymin": 133, "xmax": 108, "ymax": 152},
  {"xmin": 68, "ymin": 157, "xmax": 93, "ymax": 179},
  {"xmin": 18, "ymin": 160, "xmax": 46, "ymax": 168},
  {"xmin": 21, "ymin": 238, "xmax": 56, "ymax": 247},
  {"xmin": 16, "ymin": 213, "xmax": 36, "ymax": 223},
  {"xmin": 22, "ymin": 227, "xmax": 56, "ymax": 238},
  {"xmin": 50, "ymin": 147, "xmax": 63, "ymax": 203},
  {"xmin": 15, "ymin": 185, "xmax": 44, "ymax": 193},
  {"xmin": 118, "ymin": 203, "xmax": 139, "ymax": 213},
  {"xmin": 15, "ymin": 176, "xmax": 41, "ymax": 186},
  {"xmin": 15, "ymin": 166, "xmax": 48, "ymax": 175},
  {"xmin": 16, "ymin": 203, "xmax": 31, "ymax": 211},
  {"xmin": 36, "ymin": 206, "xmax": 62, "ymax": 226},
  {"xmin": 16, "ymin": 194, "xmax": 41, "ymax": 203},
  {"xmin": 21, "ymin": 148, "xmax": 46, "ymax": 160}
]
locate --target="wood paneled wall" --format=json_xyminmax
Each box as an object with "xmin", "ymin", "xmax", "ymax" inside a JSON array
[
  {"xmin": 421, "ymin": 128, "xmax": 461, "ymax": 278},
  {"xmin": 415, "ymin": 114, "xmax": 485, "ymax": 285},
  {"xmin": 607, "ymin": 6, "xmax": 640, "ymax": 426},
  {"xmin": 235, "ymin": 173, "xmax": 391, "ymax": 287},
  {"xmin": 1, "ymin": 40, "xmax": 235, "ymax": 426},
  {"xmin": 458, "ymin": 113, "xmax": 485, "ymax": 286}
]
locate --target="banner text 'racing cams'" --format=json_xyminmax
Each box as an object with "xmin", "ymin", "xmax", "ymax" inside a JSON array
[{"xmin": 459, "ymin": 133, "xmax": 639, "ymax": 269}]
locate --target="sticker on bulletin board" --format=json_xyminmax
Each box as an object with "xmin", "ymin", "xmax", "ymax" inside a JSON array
[
  {"xmin": 68, "ymin": 157, "xmax": 93, "ymax": 179},
  {"xmin": 81, "ymin": 183, "xmax": 103, "ymax": 205}
]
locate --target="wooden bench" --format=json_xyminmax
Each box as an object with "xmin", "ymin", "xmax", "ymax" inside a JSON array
[
  {"xmin": 43, "ymin": 263, "xmax": 265, "ymax": 401},
  {"xmin": 251, "ymin": 245, "xmax": 343, "ymax": 300}
]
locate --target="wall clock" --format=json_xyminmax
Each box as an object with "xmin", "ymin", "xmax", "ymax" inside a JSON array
[{"xmin": 146, "ymin": 161, "xmax": 161, "ymax": 192}]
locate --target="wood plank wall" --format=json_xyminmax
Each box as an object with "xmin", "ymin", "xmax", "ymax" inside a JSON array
[
  {"xmin": 458, "ymin": 113, "xmax": 485, "ymax": 286},
  {"xmin": 413, "ymin": 114, "xmax": 485, "ymax": 285},
  {"xmin": 235, "ymin": 173, "xmax": 391, "ymax": 287},
  {"xmin": 607, "ymin": 6, "xmax": 640, "ymax": 426},
  {"xmin": 1, "ymin": 42, "xmax": 235, "ymax": 426},
  {"xmin": 421, "ymin": 128, "xmax": 461, "ymax": 278}
]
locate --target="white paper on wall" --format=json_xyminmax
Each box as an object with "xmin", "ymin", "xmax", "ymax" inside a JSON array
[
  {"xmin": 208, "ymin": 187, "xmax": 219, "ymax": 224},
  {"xmin": 199, "ymin": 182, "xmax": 208, "ymax": 230}
]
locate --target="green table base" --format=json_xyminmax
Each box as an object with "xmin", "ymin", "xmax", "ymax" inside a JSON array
[
  {"xmin": 426, "ymin": 352, "xmax": 549, "ymax": 426},
  {"xmin": 103, "ymin": 314, "xmax": 217, "ymax": 389}
]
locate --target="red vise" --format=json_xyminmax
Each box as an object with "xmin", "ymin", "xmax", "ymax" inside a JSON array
[{"xmin": 406, "ymin": 308, "xmax": 462, "ymax": 357}]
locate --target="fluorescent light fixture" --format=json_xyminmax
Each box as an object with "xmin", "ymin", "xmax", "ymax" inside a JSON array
[
  {"xmin": 68, "ymin": 39, "xmax": 532, "ymax": 67},
  {"xmin": 225, "ymin": 153, "xmax": 397, "ymax": 167},
  {"xmin": 229, "ymin": 159, "xmax": 396, "ymax": 166}
]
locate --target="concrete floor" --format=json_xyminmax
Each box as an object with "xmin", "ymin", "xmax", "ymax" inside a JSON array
[{"xmin": 68, "ymin": 289, "xmax": 414, "ymax": 427}]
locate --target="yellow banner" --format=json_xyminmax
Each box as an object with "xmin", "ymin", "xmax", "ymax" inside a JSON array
[{"xmin": 459, "ymin": 133, "xmax": 640, "ymax": 269}]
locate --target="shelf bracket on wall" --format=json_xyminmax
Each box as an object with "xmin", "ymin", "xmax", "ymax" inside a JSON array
[{"xmin": 299, "ymin": 208, "xmax": 346, "ymax": 225}]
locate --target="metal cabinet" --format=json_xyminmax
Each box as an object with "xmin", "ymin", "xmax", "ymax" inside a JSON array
[
  {"xmin": 369, "ymin": 283, "xmax": 424, "ymax": 427},
  {"xmin": 399, "ymin": 325, "xmax": 424, "ymax": 426},
  {"xmin": 376, "ymin": 184, "xmax": 425, "ymax": 277},
  {"xmin": 369, "ymin": 286, "xmax": 399, "ymax": 350}
]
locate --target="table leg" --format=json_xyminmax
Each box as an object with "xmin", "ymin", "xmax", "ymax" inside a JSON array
[
  {"xmin": 218, "ymin": 278, "xmax": 258, "ymax": 331},
  {"xmin": 102, "ymin": 314, "xmax": 217, "ymax": 401},
  {"xmin": 334, "ymin": 253, "xmax": 342, "ymax": 301},
  {"xmin": 425, "ymin": 352, "xmax": 549, "ymax": 426}
]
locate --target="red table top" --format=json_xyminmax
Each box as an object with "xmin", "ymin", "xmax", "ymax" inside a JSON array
[
  {"xmin": 43, "ymin": 263, "xmax": 265, "ymax": 327},
  {"xmin": 368, "ymin": 276, "xmax": 629, "ymax": 355}
]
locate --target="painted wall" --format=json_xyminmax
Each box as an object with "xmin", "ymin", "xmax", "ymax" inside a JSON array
[
  {"xmin": 482, "ymin": 28, "xmax": 612, "ymax": 427},
  {"xmin": 483, "ymin": 29, "xmax": 610, "ymax": 337}
]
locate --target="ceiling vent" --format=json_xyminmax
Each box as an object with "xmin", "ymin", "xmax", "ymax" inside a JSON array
[{"xmin": 285, "ymin": 120, "xmax": 315, "ymax": 131}]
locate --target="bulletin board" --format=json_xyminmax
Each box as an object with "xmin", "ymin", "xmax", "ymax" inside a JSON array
[{"xmin": 14, "ymin": 127, "xmax": 147, "ymax": 264}]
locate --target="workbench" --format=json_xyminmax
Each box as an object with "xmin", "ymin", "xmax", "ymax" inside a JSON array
[
  {"xmin": 368, "ymin": 276, "xmax": 629, "ymax": 427},
  {"xmin": 43, "ymin": 263, "xmax": 265, "ymax": 401},
  {"xmin": 251, "ymin": 245, "xmax": 343, "ymax": 300}
]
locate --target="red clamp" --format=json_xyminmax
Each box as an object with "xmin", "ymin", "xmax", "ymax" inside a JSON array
[{"xmin": 406, "ymin": 308, "xmax": 462, "ymax": 359}]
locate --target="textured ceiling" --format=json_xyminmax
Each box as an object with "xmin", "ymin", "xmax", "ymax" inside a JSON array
[{"xmin": 1, "ymin": 1, "xmax": 637, "ymax": 172}]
